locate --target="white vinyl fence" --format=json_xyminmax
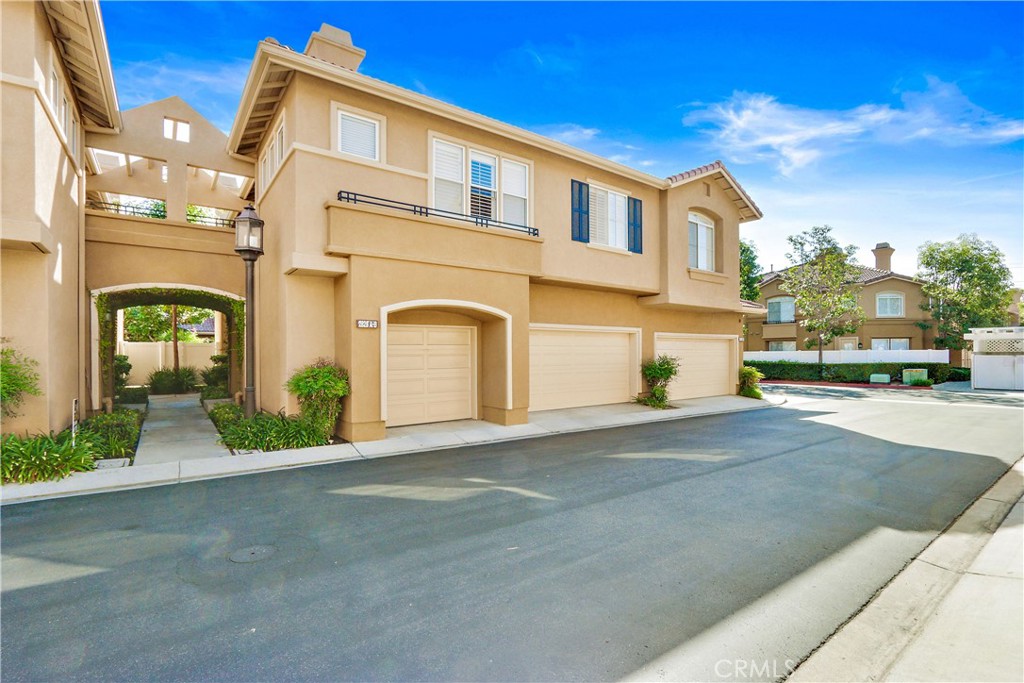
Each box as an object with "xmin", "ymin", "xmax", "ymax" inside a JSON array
[
  {"xmin": 744, "ymin": 349, "xmax": 950, "ymax": 364},
  {"xmin": 119, "ymin": 341, "xmax": 217, "ymax": 385}
]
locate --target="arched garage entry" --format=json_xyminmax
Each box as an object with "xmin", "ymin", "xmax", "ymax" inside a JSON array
[
  {"xmin": 380, "ymin": 300, "xmax": 512, "ymax": 427},
  {"xmin": 91, "ymin": 284, "xmax": 245, "ymax": 407}
]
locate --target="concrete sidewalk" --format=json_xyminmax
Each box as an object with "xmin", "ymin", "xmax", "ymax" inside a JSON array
[
  {"xmin": 1, "ymin": 394, "xmax": 774, "ymax": 505},
  {"xmin": 133, "ymin": 393, "xmax": 229, "ymax": 465},
  {"xmin": 790, "ymin": 459, "xmax": 1024, "ymax": 682}
]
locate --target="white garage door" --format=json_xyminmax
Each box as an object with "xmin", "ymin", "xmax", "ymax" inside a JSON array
[
  {"xmin": 387, "ymin": 325, "xmax": 474, "ymax": 427},
  {"xmin": 655, "ymin": 335, "xmax": 735, "ymax": 400},
  {"xmin": 530, "ymin": 328, "xmax": 633, "ymax": 411}
]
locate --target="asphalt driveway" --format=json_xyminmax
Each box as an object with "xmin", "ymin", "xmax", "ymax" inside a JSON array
[{"xmin": 2, "ymin": 387, "xmax": 1021, "ymax": 681}]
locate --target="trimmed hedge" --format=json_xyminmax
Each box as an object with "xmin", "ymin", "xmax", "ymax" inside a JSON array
[{"xmin": 746, "ymin": 361, "xmax": 958, "ymax": 384}]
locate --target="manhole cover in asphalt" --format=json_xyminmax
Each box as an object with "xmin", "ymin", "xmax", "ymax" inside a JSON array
[{"xmin": 228, "ymin": 545, "xmax": 278, "ymax": 563}]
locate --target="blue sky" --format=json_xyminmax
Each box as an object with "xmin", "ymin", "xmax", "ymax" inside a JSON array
[{"xmin": 101, "ymin": 1, "xmax": 1024, "ymax": 286}]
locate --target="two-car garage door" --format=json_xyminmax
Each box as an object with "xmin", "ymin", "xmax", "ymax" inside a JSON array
[{"xmin": 655, "ymin": 334, "xmax": 735, "ymax": 401}]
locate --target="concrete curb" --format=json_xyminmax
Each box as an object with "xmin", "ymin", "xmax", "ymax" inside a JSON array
[
  {"xmin": 0, "ymin": 399, "xmax": 775, "ymax": 505},
  {"xmin": 788, "ymin": 457, "xmax": 1024, "ymax": 682}
]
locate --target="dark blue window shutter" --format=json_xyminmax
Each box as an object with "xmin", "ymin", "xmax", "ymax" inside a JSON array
[
  {"xmin": 571, "ymin": 179, "xmax": 590, "ymax": 243},
  {"xmin": 627, "ymin": 196, "xmax": 642, "ymax": 254}
]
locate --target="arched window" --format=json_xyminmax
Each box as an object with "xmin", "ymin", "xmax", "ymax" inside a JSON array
[
  {"xmin": 688, "ymin": 211, "xmax": 715, "ymax": 271},
  {"xmin": 876, "ymin": 292, "xmax": 905, "ymax": 318},
  {"xmin": 766, "ymin": 296, "xmax": 796, "ymax": 323}
]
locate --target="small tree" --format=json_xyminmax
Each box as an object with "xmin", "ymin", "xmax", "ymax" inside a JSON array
[
  {"xmin": 636, "ymin": 355, "xmax": 680, "ymax": 409},
  {"xmin": 285, "ymin": 359, "xmax": 350, "ymax": 442},
  {"xmin": 739, "ymin": 239, "xmax": 763, "ymax": 302},
  {"xmin": 917, "ymin": 234, "xmax": 1014, "ymax": 351},
  {"xmin": 781, "ymin": 226, "xmax": 866, "ymax": 369},
  {"xmin": 0, "ymin": 340, "xmax": 41, "ymax": 418}
]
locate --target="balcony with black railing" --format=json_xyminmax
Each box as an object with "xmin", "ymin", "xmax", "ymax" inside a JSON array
[
  {"xmin": 86, "ymin": 200, "xmax": 234, "ymax": 229},
  {"xmin": 336, "ymin": 190, "xmax": 539, "ymax": 237}
]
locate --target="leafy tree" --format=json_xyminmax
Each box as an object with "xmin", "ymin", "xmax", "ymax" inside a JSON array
[
  {"xmin": 780, "ymin": 225, "xmax": 866, "ymax": 368},
  {"xmin": 0, "ymin": 339, "xmax": 41, "ymax": 418},
  {"xmin": 917, "ymin": 234, "xmax": 1014, "ymax": 350},
  {"xmin": 122, "ymin": 305, "xmax": 211, "ymax": 344},
  {"xmin": 740, "ymin": 239, "xmax": 763, "ymax": 302}
]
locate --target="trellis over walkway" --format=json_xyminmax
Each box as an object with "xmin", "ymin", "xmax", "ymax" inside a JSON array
[{"xmin": 90, "ymin": 284, "xmax": 246, "ymax": 407}]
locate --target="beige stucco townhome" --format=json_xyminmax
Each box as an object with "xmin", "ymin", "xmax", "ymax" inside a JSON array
[{"xmin": 2, "ymin": 3, "xmax": 763, "ymax": 442}]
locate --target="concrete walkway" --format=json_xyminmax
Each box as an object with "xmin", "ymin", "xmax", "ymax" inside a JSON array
[
  {"xmin": 790, "ymin": 458, "xmax": 1024, "ymax": 683},
  {"xmin": 133, "ymin": 393, "xmax": 229, "ymax": 465}
]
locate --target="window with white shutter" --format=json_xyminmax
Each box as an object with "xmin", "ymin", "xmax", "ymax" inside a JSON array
[
  {"xmin": 338, "ymin": 111, "xmax": 379, "ymax": 160},
  {"xmin": 470, "ymin": 151, "xmax": 497, "ymax": 220},
  {"xmin": 688, "ymin": 212, "xmax": 715, "ymax": 271},
  {"xmin": 433, "ymin": 140, "xmax": 465, "ymax": 214},
  {"xmin": 587, "ymin": 185, "xmax": 628, "ymax": 249},
  {"xmin": 501, "ymin": 160, "xmax": 528, "ymax": 226}
]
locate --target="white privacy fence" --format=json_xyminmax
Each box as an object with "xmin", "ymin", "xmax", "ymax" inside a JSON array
[
  {"xmin": 119, "ymin": 341, "xmax": 217, "ymax": 384},
  {"xmin": 744, "ymin": 349, "xmax": 950, "ymax": 364}
]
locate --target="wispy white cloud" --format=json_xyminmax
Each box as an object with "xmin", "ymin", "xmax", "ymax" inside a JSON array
[
  {"xmin": 114, "ymin": 56, "xmax": 251, "ymax": 133},
  {"xmin": 534, "ymin": 123, "xmax": 601, "ymax": 145},
  {"xmin": 515, "ymin": 39, "xmax": 584, "ymax": 75},
  {"xmin": 687, "ymin": 77, "xmax": 1024, "ymax": 175}
]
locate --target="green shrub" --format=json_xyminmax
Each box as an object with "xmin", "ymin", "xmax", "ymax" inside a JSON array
[
  {"xmin": 909, "ymin": 378, "xmax": 934, "ymax": 387},
  {"xmin": 948, "ymin": 367, "xmax": 971, "ymax": 382},
  {"xmin": 148, "ymin": 366, "xmax": 199, "ymax": 394},
  {"xmin": 78, "ymin": 409, "xmax": 142, "ymax": 459},
  {"xmin": 284, "ymin": 359, "xmax": 349, "ymax": 442},
  {"xmin": 219, "ymin": 411, "xmax": 324, "ymax": 452},
  {"xmin": 1, "ymin": 341, "xmax": 41, "ymax": 418},
  {"xmin": 746, "ymin": 361, "xmax": 955, "ymax": 384},
  {"xmin": 113, "ymin": 354, "xmax": 132, "ymax": 394},
  {"xmin": 116, "ymin": 386, "xmax": 150, "ymax": 405},
  {"xmin": 738, "ymin": 365, "xmax": 764, "ymax": 399},
  {"xmin": 208, "ymin": 403, "xmax": 244, "ymax": 432},
  {"xmin": 209, "ymin": 353, "xmax": 229, "ymax": 366},
  {"xmin": 200, "ymin": 385, "xmax": 231, "ymax": 400},
  {"xmin": 1, "ymin": 431, "xmax": 96, "ymax": 484},
  {"xmin": 636, "ymin": 354, "xmax": 681, "ymax": 409},
  {"xmin": 200, "ymin": 356, "xmax": 230, "ymax": 388}
]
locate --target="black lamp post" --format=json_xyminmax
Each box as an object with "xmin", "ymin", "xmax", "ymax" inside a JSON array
[{"xmin": 234, "ymin": 203, "xmax": 264, "ymax": 418}]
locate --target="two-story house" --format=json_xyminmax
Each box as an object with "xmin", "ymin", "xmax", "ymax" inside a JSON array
[
  {"xmin": 227, "ymin": 25, "xmax": 763, "ymax": 442},
  {"xmin": 745, "ymin": 242, "xmax": 935, "ymax": 354}
]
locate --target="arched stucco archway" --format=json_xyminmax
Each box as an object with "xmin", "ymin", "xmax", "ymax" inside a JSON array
[
  {"xmin": 379, "ymin": 299, "xmax": 513, "ymax": 424},
  {"xmin": 90, "ymin": 283, "xmax": 245, "ymax": 408}
]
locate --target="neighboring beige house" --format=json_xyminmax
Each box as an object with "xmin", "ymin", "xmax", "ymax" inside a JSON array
[
  {"xmin": 745, "ymin": 242, "xmax": 937, "ymax": 354},
  {"xmin": 2, "ymin": 6, "xmax": 763, "ymax": 442}
]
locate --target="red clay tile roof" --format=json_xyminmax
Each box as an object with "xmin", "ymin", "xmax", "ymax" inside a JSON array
[{"xmin": 665, "ymin": 160, "xmax": 763, "ymax": 220}]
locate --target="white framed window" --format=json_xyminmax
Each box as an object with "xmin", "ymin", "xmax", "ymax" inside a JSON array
[
  {"xmin": 838, "ymin": 337, "xmax": 859, "ymax": 351},
  {"xmin": 258, "ymin": 118, "xmax": 286, "ymax": 195},
  {"xmin": 163, "ymin": 117, "xmax": 190, "ymax": 143},
  {"xmin": 769, "ymin": 341, "xmax": 797, "ymax": 351},
  {"xmin": 871, "ymin": 338, "xmax": 910, "ymax": 350},
  {"xmin": 876, "ymin": 292, "xmax": 905, "ymax": 318},
  {"xmin": 431, "ymin": 137, "xmax": 531, "ymax": 226},
  {"xmin": 688, "ymin": 211, "xmax": 715, "ymax": 271},
  {"xmin": 766, "ymin": 296, "xmax": 796, "ymax": 324},
  {"xmin": 588, "ymin": 185, "xmax": 628, "ymax": 250},
  {"xmin": 501, "ymin": 160, "xmax": 528, "ymax": 226},
  {"xmin": 338, "ymin": 110, "xmax": 379, "ymax": 161}
]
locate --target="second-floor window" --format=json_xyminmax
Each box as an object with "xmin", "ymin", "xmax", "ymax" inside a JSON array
[
  {"xmin": 688, "ymin": 212, "xmax": 715, "ymax": 270},
  {"xmin": 433, "ymin": 139, "xmax": 530, "ymax": 226},
  {"xmin": 338, "ymin": 111, "xmax": 379, "ymax": 161},
  {"xmin": 876, "ymin": 292, "xmax": 905, "ymax": 317},
  {"xmin": 570, "ymin": 179, "xmax": 642, "ymax": 253},
  {"xmin": 767, "ymin": 296, "xmax": 796, "ymax": 323},
  {"xmin": 258, "ymin": 119, "xmax": 285, "ymax": 194}
]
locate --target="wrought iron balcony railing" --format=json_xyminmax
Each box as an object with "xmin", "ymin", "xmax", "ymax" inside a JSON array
[
  {"xmin": 764, "ymin": 319, "xmax": 797, "ymax": 325},
  {"xmin": 336, "ymin": 190, "xmax": 539, "ymax": 237}
]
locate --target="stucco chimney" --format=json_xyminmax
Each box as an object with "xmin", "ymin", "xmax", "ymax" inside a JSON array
[
  {"xmin": 872, "ymin": 242, "xmax": 895, "ymax": 271},
  {"xmin": 304, "ymin": 24, "xmax": 366, "ymax": 71}
]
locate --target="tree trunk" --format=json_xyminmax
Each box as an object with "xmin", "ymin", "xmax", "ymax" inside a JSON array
[{"xmin": 171, "ymin": 304, "xmax": 180, "ymax": 372}]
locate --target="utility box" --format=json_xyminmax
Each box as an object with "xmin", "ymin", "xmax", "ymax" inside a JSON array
[
  {"xmin": 902, "ymin": 369, "xmax": 927, "ymax": 384},
  {"xmin": 869, "ymin": 373, "xmax": 890, "ymax": 384},
  {"xmin": 964, "ymin": 327, "xmax": 1024, "ymax": 391}
]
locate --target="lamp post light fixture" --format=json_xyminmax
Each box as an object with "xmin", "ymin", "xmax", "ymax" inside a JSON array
[{"xmin": 234, "ymin": 203, "xmax": 264, "ymax": 418}]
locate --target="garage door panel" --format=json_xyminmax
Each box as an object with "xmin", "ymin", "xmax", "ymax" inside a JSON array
[
  {"xmin": 655, "ymin": 336, "xmax": 734, "ymax": 401},
  {"xmin": 530, "ymin": 329, "xmax": 633, "ymax": 411},
  {"xmin": 387, "ymin": 325, "xmax": 474, "ymax": 427}
]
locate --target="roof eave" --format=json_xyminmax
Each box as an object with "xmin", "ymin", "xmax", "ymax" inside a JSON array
[{"xmin": 668, "ymin": 162, "xmax": 763, "ymax": 222}]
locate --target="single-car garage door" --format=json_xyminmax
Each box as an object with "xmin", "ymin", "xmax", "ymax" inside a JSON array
[
  {"xmin": 655, "ymin": 334, "xmax": 735, "ymax": 400},
  {"xmin": 387, "ymin": 325, "xmax": 474, "ymax": 427},
  {"xmin": 530, "ymin": 327, "xmax": 634, "ymax": 411}
]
